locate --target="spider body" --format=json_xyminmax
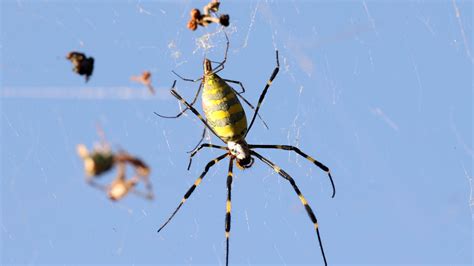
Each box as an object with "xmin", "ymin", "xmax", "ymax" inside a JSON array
[
  {"xmin": 202, "ymin": 59, "xmax": 255, "ymax": 168},
  {"xmin": 202, "ymin": 59, "xmax": 248, "ymax": 143}
]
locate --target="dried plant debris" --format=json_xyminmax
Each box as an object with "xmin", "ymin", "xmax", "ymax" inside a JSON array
[
  {"xmin": 187, "ymin": 0, "xmax": 230, "ymax": 31},
  {"xmin": 67, "ymin": 51, "xmax": 95, "ymax": 82},
  {"xmin": 131, "ymin": 71, "xmax": 155, "ymax": 94}
]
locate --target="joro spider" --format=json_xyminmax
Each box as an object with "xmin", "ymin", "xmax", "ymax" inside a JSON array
[{"xmin": 157, "ymin": 49, "xmax": 335, "ymax": 266}]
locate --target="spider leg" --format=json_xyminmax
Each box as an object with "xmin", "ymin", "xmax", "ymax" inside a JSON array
[
  {"xmin": 245, "ymin": 50, "xmax": 280, "ymax": 137},
  {"xmin": 211, "ymin": 31, "xmax": 230, "ymax": 74},
  {"xmin": 251, "ymin": 150, "xmax": 328, "ymax": 266},
  {"xmin": 86, "ymin": 179, "xmax": 108, "ymax": 192},
  {"xmin": 154, "ymin": 80, "xmax": 210, "ymax": 152},
  {"xmin": 223, "ymin": 79, "xmax": 245, "ymax": 93},
  {"xmin": 157, "ymin": 153, "xmax": 228, "ymax": 233},
  {"xmin": 225, "ymin": 158, "xmax": 234, "ymax": 266},
  {"xmin": 104, "ymin": 163, "xmax": 130, "ymax": 201},
  {"xmin": 115, "ymin": 154, "xmax": 152, "ymax": 200},
  {"xmin": 154, "ymin": 81, "xmax": 203, "ymax": 119},
  {"xmin": 223, "ymin": 79, "xmax": 269, "ymax": 130},
  {"xmin": 208, "ymin": 60, "xmax": 222, "ymax": 65},
  {"xmin": 130, "ymin": 175, "xmax": 154, "ymax": 200},
  {"xmin": 127, "ymin": 158, "xmax": 154, "ymax": 201},
  {"xmin": 115, "ymin": 161, "xmax": 127, "ymax": 181},
  {"xmin": 186, "ymin": 127, "xmax": 208, "ymax": 154},
  {"xmin": 166, "ymin": 82, "xmax": 222, "ymax": 141},
  {"xmin": 187, "ymin": 143, "xmax": 227, "ymax": 170},
  {"xmin": 235, "ymin": 92, "xmax": 269, "ymax": 130},
  {"xmin": 249, "ymin": 144, "xmax": 335, "ymax": 198},
  {"xmin": 172, "ymin": 70, "xmax": 203, "ymax": 83}
]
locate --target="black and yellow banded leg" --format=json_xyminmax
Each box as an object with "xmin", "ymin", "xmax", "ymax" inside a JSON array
[
  {"xmin": 187, "ymin": 143, "xmax": 227, "ymax": 170},
  {"xmin": 249, "ymin": 144, "xmax": 335, "ymax": 198},
  {"xmin": 186, "ymin": 127, "xmax": 208, "ymax": 154},
  {"xmin": 245, "ymin": 50, "xmax": 280, "ymax": 136},
  {"xmin": 168, "ymin": 84, "xmax": 223, "ymax": 142},
  {"xmin": 157, "ymin": 153, "xmax": 228, "ymax": 233},
  {"xmin": 251, "ymin": 150, "xmax": 328, "ymax": 266},
  {"xmin": 154, "ymin": 80, "xmax": 203, "ymax": 119},
  {"xmin": 225, "ymin": 158, "xmax": 234, "ymax": 266}
]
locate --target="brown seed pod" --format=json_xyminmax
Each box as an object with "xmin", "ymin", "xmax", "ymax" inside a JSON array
[
  {"xmin": 187, "ymin": 19, "xmax": 198, "ymax": 31},
  {"xmin": 142, "ymin": 71, "xmax": 151, "ymax": 82},
  {"xmin": 190, "ymin": 8, "xmax": 201, "ymax": 20},
  {"xmin": 219, "ymin": 14, "xmax": 230, "ymax": 27},
  {"xmin": 208, "ymin": 1, "xmax": 220, "ymax": 13}
]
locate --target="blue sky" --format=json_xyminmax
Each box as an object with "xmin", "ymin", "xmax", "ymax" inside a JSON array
[{"xmin": 1, "ymin": 0, "xmax": 472, "ymax": 265}]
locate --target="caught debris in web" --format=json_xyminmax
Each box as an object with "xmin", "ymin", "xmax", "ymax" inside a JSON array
[
  {"xmin": 66, "ymin": 51, "xmax": 94, "ymax": 82},
  {"xmin": 187, "ymin": 0, "xmax": 230, "ymax": 31},
  {"xmin": 131, "ymin": 71, "xmax": 156, "ymax": 95}
]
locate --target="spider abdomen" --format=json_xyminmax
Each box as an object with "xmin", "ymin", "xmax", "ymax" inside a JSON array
[{"xmin": 202, "ymin": 74, "xmax": 247, "ymax": 142}]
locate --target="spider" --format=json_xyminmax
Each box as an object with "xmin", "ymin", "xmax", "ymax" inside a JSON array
[
  {"xmin": 76, "ymin": 143, "xmax": 154, "ymax": 201},
  {"xmin": 66, "ymin": 51, "xmax": 94, "ymax": 82},
  {"xmin": 157, "ymin": 48, "xmax": 335, "ymax": 265}
]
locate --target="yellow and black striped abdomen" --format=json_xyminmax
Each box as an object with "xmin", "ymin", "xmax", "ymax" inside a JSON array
[{"xmin": 202, "ymin": 74, "xmax": 247, "ymax": 142}]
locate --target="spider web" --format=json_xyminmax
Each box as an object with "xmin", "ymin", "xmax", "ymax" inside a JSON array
[{"xmin": 1, "ymin": 0, "xmax": 472, "ymax": 265}]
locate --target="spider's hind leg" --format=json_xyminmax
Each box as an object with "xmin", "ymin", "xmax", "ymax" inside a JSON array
[
  {"xmin": 251, "ymin": 150, "xmax": 328, "ymax": 266},
  {"xmin": 245, "ymin": 50, "xmax": 280, "ymax": 136},
  {"xmin": 224, "ymin": 158, "xmax": 234, "ymax": 266}
]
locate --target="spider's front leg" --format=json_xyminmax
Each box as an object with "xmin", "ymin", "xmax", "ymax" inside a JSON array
[
  {"xmin": 187, "ymin": 143, "xmax": 227, "ymax": 170},
  {"xmin": 249, "ymin": 144, "xmax": 335, "ymax": 198}
]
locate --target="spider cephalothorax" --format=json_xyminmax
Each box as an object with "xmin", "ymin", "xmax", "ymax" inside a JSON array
[
  {"xmin": 203, "ymin": 59, "xmax": 213, "ymax": 75},
  {"xmin": 228, "ymin": 140, "xmax": 253, "ymax": 169}
]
